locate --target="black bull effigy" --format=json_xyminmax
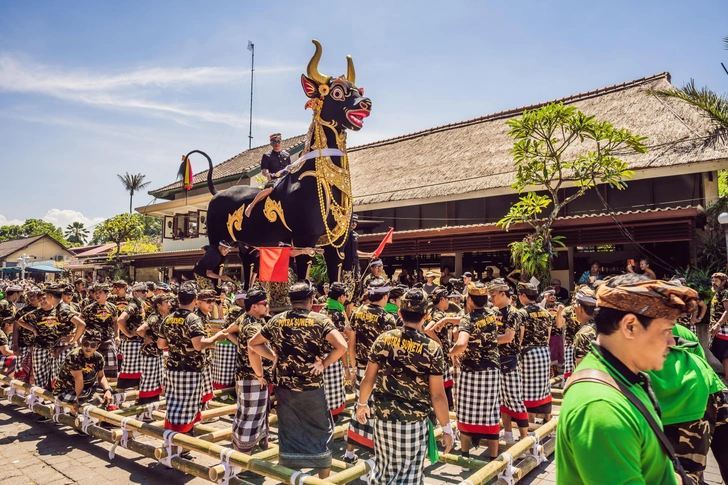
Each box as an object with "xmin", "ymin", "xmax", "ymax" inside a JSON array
[{"xmin": 200, "ymin": 40, "xmax": 372, "ymax": 289}]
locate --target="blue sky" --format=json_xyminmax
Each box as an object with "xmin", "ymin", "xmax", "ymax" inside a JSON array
[{"xmin": 0, "ymin": 0, "xmax": 726, "ymax": 232}]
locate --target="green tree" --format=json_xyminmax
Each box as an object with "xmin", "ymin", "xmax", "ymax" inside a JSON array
[
  {"xmin": 64, "ymin": 221, "xmax": 89, "ymax": 245},
  {"xmin": 92, "ymin": 213, "xmax": 143, "ymax": 269},
  {"xmin": 117, "ymin": 172, "xmax": 151, "ymax": 214},
  {"xmin": 497, "ymin": 103, "xmax": 647, "ymax": 283},
  {"xmin": 139, "ymin": 215, "xmax": 162, "ymax": 240}
]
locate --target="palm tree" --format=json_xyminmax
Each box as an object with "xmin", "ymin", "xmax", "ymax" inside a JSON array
[
  {"xmin": 117, "ymin": 173, "xmax": 151, "ymax": 214},
  {"xmin": 64, "ymin": 222, "xmax": 89, "ymax": 245},
  {"xmin": 650, "ymin": 36, "xmax": 728, "ymax": 143}
]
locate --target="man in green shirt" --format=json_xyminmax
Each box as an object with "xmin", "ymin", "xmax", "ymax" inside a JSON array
[{"xmin": 557, "ymin": 273, "xmax": 699, "ymax": 485}]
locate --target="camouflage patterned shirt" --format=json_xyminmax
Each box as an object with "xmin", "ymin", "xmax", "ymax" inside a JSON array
[
  {"xmin": 369, "ymin": 326, "xmax": 445, "ymax": 422},
  {"xmin": 195, "ymin": 309, "xmax": 214, "ymax": 367},
  {"xmin": 109, "ymin": 294, "xmax": 132, "ymax": 315},
  {"xmin": 0, "ymin": 299, "xmax": 15, "ymax": 322},
  {"xmin": 160, "ymin": 309, "xmax": 208, "ymax": 372},
  {"xmin": 319, "ymin": 306, "xmax": 348, "ymax": 353},
  {"xmin": 572, "ymin": 320, "xmax": 597, "ymax": 361},
  {"xmin": 235, "ymin": 313, "xmax": 271, "ymax": 382},
  {"xmin": 428, "ymin": 307, "xmax": 453, "ymax": 353},
  {"xmin": 120, "ymin": 299, "xmax": 146, "ymax": 342},
  {"xmin": 80, "ymin": 302, "xmax": 118, "ymax": 342},
  {"xmin": 350, "ymin": 304, "xmax": 397, "ymax": 368},
  {"xmin": 710, "ymin": 288, "xmax": 728, "ymax": 336},
  {"xmin": 140, "ymin": 311, "xmax": 164, "ymax": 358},
  {"xmin": 520, "ymin": 303, "xmax": 553, "ymax": 349},
  {"xmin": 14, "ymin": 304, "xmax": 38, "ymax": 347},
  {"xmin": 562, "ymin": 305, "xmax": 581, "ymax": 344},
  {"xmin": 52, "ymin": 347, "xmax": 104, "ymax": 397},
  {"xmin": 260, "ymin": 308, "xmax": 336, "ymax": 391},
  {"xmin": 225, "ymin": 305, "xmax": 245, "ymax": 329},
  {"xmin": 458, "ymin": 307, "xmax": 500, "ymax": 372},
  {"xmin": 0, "ymin": 328, "xmax": 8, "ymax": 347},
  {"xmin": 496, "ymin": 304, "xmax": 522, "ymax": 357},
  {"xmin": 20, "ymin": 304, "xmax": 76, "ymax": 349}
]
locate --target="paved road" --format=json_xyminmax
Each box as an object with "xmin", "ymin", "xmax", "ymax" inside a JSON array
[{"xmin": 0, "ymin": 402, "xmax": 724, "ymax": 485}]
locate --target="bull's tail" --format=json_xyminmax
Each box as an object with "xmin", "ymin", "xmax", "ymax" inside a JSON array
[
  {"xmin": 205, "ymin": 152, "xmax": 217, "ymax": 196},
  {"xmin": 180, "ymin": 150, "xmax": 218, "ymax": 196}
]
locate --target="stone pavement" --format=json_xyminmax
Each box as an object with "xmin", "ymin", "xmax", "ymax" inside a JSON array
[{"xmin": 0, "ymin": 402, "xmax": 724, "ymax": 485}]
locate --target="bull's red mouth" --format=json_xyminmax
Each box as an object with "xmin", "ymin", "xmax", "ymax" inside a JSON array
[{"xmin": 347, "ymin": 110, "xmax": 370, "ymax": 128}]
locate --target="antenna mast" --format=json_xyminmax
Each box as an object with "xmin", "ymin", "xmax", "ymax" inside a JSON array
[{"xmin": 247, "ymin": 40, "xmax": 255, "ymax": 149}]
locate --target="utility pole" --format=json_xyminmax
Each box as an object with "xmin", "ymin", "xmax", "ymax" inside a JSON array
[{"xmin": 247, "ymin": 40, "xmax": 255, "ymax": 149}]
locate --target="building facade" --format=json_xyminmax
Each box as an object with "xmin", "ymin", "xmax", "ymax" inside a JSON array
[{"xmin": 134, "ymin": 73, "xmax": 727, "ymax": 289}]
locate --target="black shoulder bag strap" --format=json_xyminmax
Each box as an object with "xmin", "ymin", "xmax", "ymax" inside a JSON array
[{"xmin": 565, "ymin": 368, "xmax": 694, "ymax": 485}]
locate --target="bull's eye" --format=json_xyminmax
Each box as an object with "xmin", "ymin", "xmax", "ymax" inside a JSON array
[{"xmin": 330, "ymin": 85, "xmax": 345, "ymax": 101}]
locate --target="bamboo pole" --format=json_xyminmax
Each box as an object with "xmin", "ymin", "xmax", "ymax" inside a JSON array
[
  {"xmin": 0, "ymin": 388, "xmax": 252, "ymax": 485},
  {"xmin": 491, "ymin": 436, "xmax": 556, "ymax": 485},
  {"xmin": 438, "ymin": 453, "xmax": 490, "ymax": 470},
  {"xmin": 457, "ymin": 418, "xmax": 557, "ymax": 485},
  {"xmin": 0, "ymin": 376, "xmax": 332, "ymax": 485}
]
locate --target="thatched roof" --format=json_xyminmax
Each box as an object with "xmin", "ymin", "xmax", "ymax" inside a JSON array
[
  {"xmin": 149, "ymin": 134, "xmax": 307, "ymax": 196},
  {"xmin": 347, "ymin": 72, "xmax": 728, "ymax": 208}
]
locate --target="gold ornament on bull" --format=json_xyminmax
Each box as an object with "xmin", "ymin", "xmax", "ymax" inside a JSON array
[{"xmin": 305, "ymin": 40, "xmax": 355, "ymax": 248}]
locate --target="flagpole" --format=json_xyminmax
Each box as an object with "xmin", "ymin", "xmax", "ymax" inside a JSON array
[{"xmin": 247, "ymin": 40, "xmax": 255, "ymax": 150}]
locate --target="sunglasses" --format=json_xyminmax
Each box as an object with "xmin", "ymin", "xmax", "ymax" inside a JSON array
[
  {"xmin": 254, "ymin": 300, "xmax": 268, "ymax": 306},
  {"xmin": 82, "ymin": 341, "xmax": 99, "ymax": 349},
  {"xmin": 271, "ymin": 141, "xmax": 281, "ymax": 145},
  {"xmin": 138, "ymin": 290, "xmax": 148, "ymax": 294},
  {"xmin": 199, "ymin": 299, "xmax": 216, "ymax": 303}
]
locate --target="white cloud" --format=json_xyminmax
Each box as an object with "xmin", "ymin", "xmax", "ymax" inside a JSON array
[
  {"xmin": 0, "ymin": 215, "xmax": 23, "ymax": 226},
  {"xmin": 0, "ymin": 54, "xmax": 295, "ymax": 93},
  {"xmin": 0, "ymin": 54, "xmax": 302, "ymax": 127},
  {"xmin": 41, "ymin": 209, "xmax": 107, "ymax": 231}
]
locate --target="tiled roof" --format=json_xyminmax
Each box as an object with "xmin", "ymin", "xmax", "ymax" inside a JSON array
[
  {"xmin": 0, "ymin": 235, "xmax": 47, "ymax": 261},
  {"xmin": 149, "ymin": 134, "xmax": 308, "ymax": 195}
]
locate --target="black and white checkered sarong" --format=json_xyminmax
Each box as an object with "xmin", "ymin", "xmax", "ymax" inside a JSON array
[
  {"xmin": 164, "ymin": 369, "xmax": 203, "ymax": 432},
  {"xmin": 139, "ymin": 355, "xmax": 164, "ymax": 400},
  {"xmin": 563, "ymin": 344, "xmax": 575, "ymax": 378},
  {"xmin": 322, "ymin": 358, "xmax": 346, "ymax": 414},
  {"xmin": 118, "ymin": 340, "xmax": 143, "ymax": 384},
  {"xmin": 55, "ymin": 383, "xmax": 103, "ymax": 405},
  {"xmin": 232, "ymin": 379, "xmax": 269, "ymax": 452},
  {"xmin": 347, "ymin": 367, "xmax": 374, "ymax": 450},
  {"xmin": 16, "ymin": 346, "xmax": 32, "ymax": 382},
  {"xmin": 522, "ymin": 346, "xmax": 552, "ymax": 409},
  {"xmin": 100, "ymin": 340, "xmax": 118, "ymax": 378},
  {"xmin": 499, "ymin": 365, "xmax": 528, "ymax": 421},
  {"xmin": 201, "ymin": 365, "xmax": 213, "ymax": 402},
  {"xmin": 370, "ymin": 419, "xmax": 428, "ymax": 485},
  {"xmin": 456, "ymin": 368, "xmax": 501, "ymax": 436},
  {"xmin": 443, "ymin": 366, "xmax": 454, "ymax": 387},
  {"xmin": 212, "ymin": 343, "xmax": 236, "ymax": 389},
  {"xmin": 52, "ymin": 346, "xmax": 74, "ymax": 385},
  {"xmin": 32, "ymin": 347, "xmax": 53, "ymax": 390}
]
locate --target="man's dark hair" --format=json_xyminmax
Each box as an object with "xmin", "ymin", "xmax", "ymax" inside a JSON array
[
  {"xmin": 369, "ymin": 292, "xmax": 387, "ymax": 303},
  {"xmin": 469, "ymin": 294, "xmax": 488, "ymax": 308},
  {"xmin": 178, "ymin": 293, "xmax": 196, "ymax": 305},
  {"xmin": 400, "ymin": 309, "xmax": 425, "ymax": 324},
  {"xmin": 579, "ymin": 302, "xmax": 597, "ymax": 317},
  {"xmin": 594, "ymin": 273, "xmax": 654, "ymax": 336},
  {"xmin": 640, "ymin": 257, "xmax": 650, "ymax": 265}
]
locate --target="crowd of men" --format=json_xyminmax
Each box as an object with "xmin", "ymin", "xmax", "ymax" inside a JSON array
[{"xmin": 0, "ymin": 260, "xmax": 727, "ymax": 484}]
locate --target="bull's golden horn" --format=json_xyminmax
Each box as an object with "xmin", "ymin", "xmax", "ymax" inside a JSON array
[
  {"xmin": 346, "ymin": 55, "xmax": 355, "ymax": 85},
  {"xmin": 307, "ymin": 40, "xmax": 330, "ymax": 85}
]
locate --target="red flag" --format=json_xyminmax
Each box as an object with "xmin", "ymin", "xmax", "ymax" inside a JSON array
[
  {"xmin": 259, "ymin": 247, "xmax": 291, "ymax": 282},
  {"xmin": 373, "ymin": 227, "xmax": 394, "ymax": 258}
]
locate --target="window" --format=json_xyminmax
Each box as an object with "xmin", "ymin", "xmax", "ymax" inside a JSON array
[{"xmin": 163, "ymin": 211, "xmax": 207, "ymax": 240}]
